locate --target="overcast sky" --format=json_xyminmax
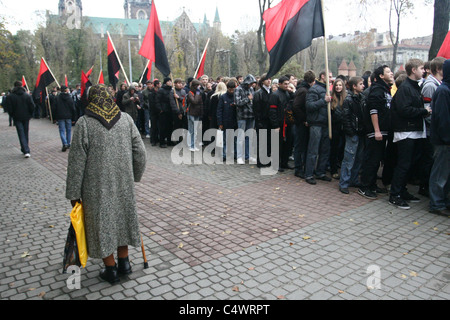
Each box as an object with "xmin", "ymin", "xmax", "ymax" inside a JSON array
[{"xmin": 2, "ymin": 0, "xmax": 434, "ymax": 40}]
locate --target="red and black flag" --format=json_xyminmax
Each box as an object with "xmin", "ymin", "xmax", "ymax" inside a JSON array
[
  {"xmin": 33, "ymin": 58, "xmax": 56, "ymax": 100},
  {"xmin": 81, "ymin": 70, "xmax": 92, "ymax": 109},
  {"xmin": 107, "ymin": 34, "xmax": 121, "ymax": 89},
  {"xmin": 139, "ymin": 0, "xmax": 171, "ymax": 77},
  {"xmin": 22, "ymin": 76, "xmax": 29, "ymax": 92},
  {"xmin": 263, "ymin": 0, "xmax": 324, "ymax": 78}
]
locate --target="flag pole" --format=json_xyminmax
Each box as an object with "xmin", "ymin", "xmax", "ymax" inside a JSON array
[
  {"xmin": 139, "ymin": 60, "xmax": 151, "ymax": 84},
  {"xmin": 320, "ymin": 0, "xmax": 332, "ymax": 140},
  {"xmin": 42, "ymin": 57, "xmax": 60, "ymax": 88},
  {"xmin": 97, "ymin": 70, "xmax": 103, "ymax": 84},
  {"xmin": 193, "ymin": 38, "xmax": 210, "ymax": 79},
  {"xmin": 107, "ymin": 31, "xmax": 131, "ymax": 86},
  {"xmin": 45, "ymin": 87, "xmax": 53, "ymax": 123}
]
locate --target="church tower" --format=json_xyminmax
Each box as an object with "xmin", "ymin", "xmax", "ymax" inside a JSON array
[
  {"xmin": 213, "ymin": 6, "xmax": 221, "ymax": 30},
  {"xmin": 124, "ymin": 0, "xmax": 152, "ymax": 20},
  {"xmin": 58, "ymin": 0, "xmax": 82, "ymax": 19}
]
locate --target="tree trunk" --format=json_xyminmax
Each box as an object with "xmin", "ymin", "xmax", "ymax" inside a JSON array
[{"xmin": 429, "ymin": 0, "xmax": 450, "ymax": 60}]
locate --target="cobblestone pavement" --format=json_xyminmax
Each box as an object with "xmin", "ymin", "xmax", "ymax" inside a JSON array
[{"xmin": 0, "ymin": 111, "xmax": 449, "ymax": 301}]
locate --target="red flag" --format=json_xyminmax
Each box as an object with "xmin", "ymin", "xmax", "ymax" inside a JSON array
[
  {"xmin": 140, "ymin": 60, "xmax": 152, "ymax": 83},
  {"xmin": 98, "ymin": 70, "xmax": 104, "ymax": 84},
  {"xmin": 33, "ymin": 58, "xmax": 56, "ymax": 100},
  {"xmin": 86, "ymin": 66, "xmax": 94, "ymax": 78},
  {"xmin": 197, "ymin": 48, "xmax": 207, "ymax": 79},
  {"xmin": 81, "ymin": 70, "xmax": 92, "ymax": 109},
  {"xmin": 107, "ymin": 34, "xmax": 121, "ymax": 89},
  {"xmin": 65, "ymin": 74, "xmax": 68, "ymax": 87},
  {"xmin": 139, "ymin": 0, "xmax": 171, "ymax": 77},
  {"xmin": 437, "ymin": 31, "xmax": 450, "ymax": 59},
  {"xmin": 263, "ymin": 0, "xmax": 324, "ymax": 78},
  {"xmin": 22, "ymin": 76, "xmax": 29, "ymax": 91}
]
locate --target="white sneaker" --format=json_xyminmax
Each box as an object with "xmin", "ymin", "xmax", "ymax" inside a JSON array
[
  {"xmin": 194, "ymin": 147, "xmax": 200, "ymax": 152},
  {"xmin": 145, "ymin": 134, "xmax": 150, "ymax": 139},
  {"xmin": 249, "ymin": 157, "xmax": 257, "ymax": 164},
  {"xmin": 24, "ymin": 153, "xmax": 31, "ymax": 158},
  {"xmin": 237, "ymin": 158, "xmax": 245, "ymax": 165},
  {"xmin": 189, "ymin": 147, "xmax": 196, "ymax": 152}
]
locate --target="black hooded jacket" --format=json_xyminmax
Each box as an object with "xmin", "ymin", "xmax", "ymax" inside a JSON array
[
  {"xmin": 364, "ymin": 80, "xmax": 392, "ymax": 137},
  {"xmin": 6, "ymin": 86, "xmax": 35, "ymax": 121},
  {"xmin": 55, "ymin": 92, "xmax": 76, "ymax": 120}
]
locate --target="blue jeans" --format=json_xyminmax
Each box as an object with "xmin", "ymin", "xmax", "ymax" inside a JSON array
[
  {"xmin": 143, "ymin": 109, "xmax": 150, "ymax": 136},
  {"xmin": 188, "ymin": 115, "xmax": 201, "ymax": 149},
  {"xmin": 339, "ymin": 135, "xmax": 365, "ymax": 189},
  {"xmin": 305, "ymin": 126, "xmax": 330, "ymax": 178},
  {"xmin": 429, "ymin": 145, "xmax": 450, "ymax": 211},
  {"xmin": 237, "ymin": 119, "xmax": 255, "ymax": 160},
  {"xmin": 58, "ymin": 119, "xmax": 72, "ymax": 146},
  {"xmin": 15, "ymin": 120, "xmax": 30, "ymax": 154}
]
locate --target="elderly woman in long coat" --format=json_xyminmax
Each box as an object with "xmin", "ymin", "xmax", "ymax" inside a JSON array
[{"xmin": 66, "ymin": 84, "xmax": 147, "ymax": 285}]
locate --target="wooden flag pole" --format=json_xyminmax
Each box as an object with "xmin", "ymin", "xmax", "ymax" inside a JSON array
[
  {"xmin": 45, "ymin": 87, "xmax": 53, "ymax": 123},
  {"xmin": 193, "ymin": 38, "xmax": 210, "ymax": 79},
  {"xmin": 139, "ymin": 60, "xmax": 151, "ymax": 84},
  {"xmin": 42, "ymin": 57, "xmax": 60, "ymax": 88},
  {"xmin": 97, "ymin": 70, "xmax": 103, "ymax": 84},
  {"xmin": 107, "ymin": 31, "xmax": 131, "ymax": 86},
  {"xmin": 320, "ymin": 0, "xmax": 332, "ymax": 140}
]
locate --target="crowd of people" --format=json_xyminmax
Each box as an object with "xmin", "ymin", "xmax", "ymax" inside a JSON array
[{"xmin": 2, "ymin": 57, "xmax": 449, "ymax": 216}]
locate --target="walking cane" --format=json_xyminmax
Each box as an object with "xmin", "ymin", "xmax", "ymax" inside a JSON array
[{"xmin": 141, "ymin": 234, "xmax": 149, "ymax": 269}]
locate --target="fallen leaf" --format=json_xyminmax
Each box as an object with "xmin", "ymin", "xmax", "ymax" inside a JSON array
[
  {"xmin": 21, "ymin": 252, "xmax": 30, "ymax": 258},
  {"xmin": 223, "ymin": 230, "xmax": 232, "ymax": 235},
  {"xmin": 149, "ymin": 232, "xmax": 156, "ymax": 235},
  {"xmin": 401, "ymin": 274, "xmax": 407, "ymax": 279},
  {"xmin": 409, "ymin": 271, "xmax": 418, "ymax": 277},
  {"xmin": 232, "ymin": 286, "xmax": 239, "ymax": 292},
  {"xmin": 277, "ymin": 295, "xmax": 285, "ymax": 299},
  {"xmin": 248, "ymin": 267, "xmax": 255, "ymax": 270},
  {"xmin": 292, "ymin": 266, "xmax": 297, "ymax": 270},
  {"xmin": 48, "ymin": 225, "xmax": 54, "ymax": 228},
  {"xmin": 178, "ymin": 243, "xmax": 184, "ymax": 249},
  {"xmin": 272, "ymin": 228, "xmax": 278, "ymax": 232},
  {"xmin": 38, "ymin": 292, "xmax": 46, "ymax": 298},
  {"xmin": 338, "ymin": 290, "xmax": 345, "ymax": 294},
  {"xmin": 303, "ymin": 236, "xmax": 311, "ymax": 240},
  {"xmin": 289, "ymin": 242, "xmax": 294, "ymax": 246},
  {"xmin": 413, "ymin": 221, "xmax": 419, "ymax": 225},
  {"xmin": 181, "ymin": 231, "xmax": 189, "ymax": 235}
]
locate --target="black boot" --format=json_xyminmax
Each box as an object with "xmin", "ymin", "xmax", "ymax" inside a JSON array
[
  {"xmin": 99, "ymin": 265, "xmax": 120, "ymax": 285},
  {"xmin": 118, "ymin": 257, "xmax": 132, "ymax": 275}
]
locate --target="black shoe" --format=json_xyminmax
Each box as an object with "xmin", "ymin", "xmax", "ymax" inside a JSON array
[
  {"xmin": 316, "ymin": 175, "xmax": 332, "ymax": 182},
  {"xmin": 280, "ymin": 164, "xmax": 295, "ymax": 170},
  {"xmin": 375, "ymin": 186, "xmax": 388, "ymax": 194},
  {"xmin": 118, "ymin": 257, "xmax": 132, "ymax": 275},
  {"xmin": 305, "ymin": 178, "xmax": 317, "ymax": 185},
  {"xmin": 278, "ymin": 168, "xmax": 285, "ymax": 173},
  {"xmin": 99, "ymin": 265, "xmax": 120, "ymax": 285},
  {"xmin": 401, "ymin": 192, "xmax": 420, "ymax": 203},
  {"xmin": 339, "ymin": 187, "xmax": 349, "ymax": 194},
  {"xmin": 160, "ymin": 143, "xmax": 167, "ymax": 148},
  {"xmin": 358, "ymin": 188, "xmax": 377, "ymax": 200},
  {"xmin": 389, "ymin": 195, "xmax": 410, "ymax": 210},
  {"xmin": 294, "ymin": 172, "xmax": 305, "ymax": 179},
  {"xmin": 151, "ymin": 142, "xmax": 157, "ymax": 146},
  {"xmin": 62, "ymin": 145, "xmax": 68, "ymax": 152},
  {"xmin": 429, "ymin": 209, "xmax": 448, "ymax": 217},
  {"xmin": 418, "ymin": 187, "xmax": 429, "ymax": 198}
]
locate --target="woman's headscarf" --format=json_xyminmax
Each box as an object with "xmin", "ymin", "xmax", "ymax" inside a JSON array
[{"xmin": 84, "ymin": 84, "xmax": 121, "ymax": 130}]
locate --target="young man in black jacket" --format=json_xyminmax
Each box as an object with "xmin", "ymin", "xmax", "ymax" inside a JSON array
[
  {"xmin": 358, "ymin": 65, "xmax": 394, "ymax": 199},
  {"xmin": 156, "ymin": 77, "xmax": 176, "ymax": 148},
  {"xmin": 253, "ymin": 74, "xmax": 272, "ymax": 168},
  {"xmin": 389, "ymin": 59, "xmax": 430, "ymax": 209},
  {"xmin": 6, "ymin": 81, "xmax": 35, "ymax": 158}
]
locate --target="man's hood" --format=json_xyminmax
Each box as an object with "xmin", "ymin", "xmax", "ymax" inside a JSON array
[
  {"xmin": 242, "ymin": 74, "xmax": 257, "ymax": 86},
  {"xmin": 12, "ymin": 86, "xmax": 26, "ymax": 95}
]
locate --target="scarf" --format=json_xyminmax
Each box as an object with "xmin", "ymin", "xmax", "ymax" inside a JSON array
[{"xmin": 84, "ymin": 84, "xmax": 121, "ymax": 130}]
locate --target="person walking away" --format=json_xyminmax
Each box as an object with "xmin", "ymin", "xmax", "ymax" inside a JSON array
[
  {"xmin": 235, "ymin": 74, "xmax": 257, "ymax": 164},
  {"xmin": 339, "ymin": 77, "xmax": 366, "ymax": 194},
  {"xmin": 304, "ymin": 71, "xmax": 332, "ymax": 184},
  {"xmin": 358, "ymin": 65, "xmax": 394, "ymax": 199},
  {"xmin": 5, "ymin": 81, "xmax": 35, "ymax": 158},
  {"xmin": 217, "ymin": 80, "xmax": 238, "ymax": 161},
  {"xmin": 66, "ymin": 84, "xmax": 147, "ymax": 285},
  {"xmin": 55, "ymin": 85, "xmax": 76, "ymax": 152},
  {"xmin": 428, "ymin": 59, "xmax": 450, "ymax": 216}
]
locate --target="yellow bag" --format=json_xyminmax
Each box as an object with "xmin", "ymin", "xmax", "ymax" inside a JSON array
[{"xmin": 70, "ymin": 202, "xmax": 88, "ymax": 268}]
